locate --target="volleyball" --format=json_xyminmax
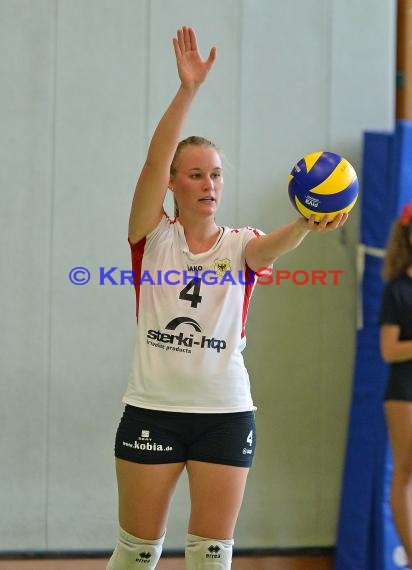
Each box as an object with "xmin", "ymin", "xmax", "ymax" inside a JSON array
[{"xmin": 288, "ymin": 151, "xmax": 359, "ymax": 222}]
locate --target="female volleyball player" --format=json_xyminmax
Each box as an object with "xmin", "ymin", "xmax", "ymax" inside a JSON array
[
  {"xmin": 107, "ymin": 27, "xmax": 347, "ymax": 569},
  {"xmin": 380, "ymin": 203, "xmax": 412, "ymax": 569}
]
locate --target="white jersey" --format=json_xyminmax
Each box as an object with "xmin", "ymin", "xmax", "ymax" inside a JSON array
[{"xmin": 123, "ymin": 213, "xmax": 265, "ymax": 413}]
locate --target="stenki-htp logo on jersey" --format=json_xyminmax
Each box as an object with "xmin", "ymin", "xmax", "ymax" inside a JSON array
[{"xmin": 146, "ymin": 316, "xmax": 226, "ymax": 354}]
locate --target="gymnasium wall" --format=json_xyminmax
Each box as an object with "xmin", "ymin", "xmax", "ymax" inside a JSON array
[{"xmin": 0, "ymin": 0, "xmax": 395, "ymax": 552}]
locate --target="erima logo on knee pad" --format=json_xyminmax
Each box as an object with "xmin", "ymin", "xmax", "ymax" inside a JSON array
[
  {"xmin": 136, "ymin": 551, "xmax": 152, "ymax": 563},
  {"xmin": 206, "ymin": 545, "xmax": 221, "ymax": 558}
]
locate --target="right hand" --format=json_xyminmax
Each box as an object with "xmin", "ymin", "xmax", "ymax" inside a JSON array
[{"xmin": 173, "ymin": 27, "xmax": 216, "ymax": 90}]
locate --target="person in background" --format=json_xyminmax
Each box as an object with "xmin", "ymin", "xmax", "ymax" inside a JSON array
[{"xmin": 380, "ymin": 203, "xmax": 412, "ymax": 570}]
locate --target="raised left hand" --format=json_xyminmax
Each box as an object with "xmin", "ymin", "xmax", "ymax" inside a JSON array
[{"xmin": 172, "ymin": 27, "xmax": 217, "ymax": 90}]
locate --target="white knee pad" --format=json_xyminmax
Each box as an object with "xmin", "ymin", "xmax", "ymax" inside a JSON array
[
  {"xmin": 106, "ymin": 526, "xmax": 164, "ymax": 569},
  {"xmin": 185, "ymin": 533, "xmax": 234, "ymax": 569}
]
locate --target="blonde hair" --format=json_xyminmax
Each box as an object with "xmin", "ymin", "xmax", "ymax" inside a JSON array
[
  {"xmin": 170, "ymin": 136, "xmax": 220, "ymax": 218},
  {"xmin": 382, "ymin": 219, "xmax": 412, "ymax": 280}
]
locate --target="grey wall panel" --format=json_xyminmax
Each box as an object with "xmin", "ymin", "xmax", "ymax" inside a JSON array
[
  {"xmin": 0, "ymin": 0, "xmax": 55, "ymax": 551},
  {"xmin": 235, "ymin": 0, "xmax": 395, "ymax": 547},
  {"xmin": 237, "ymin": 0, "xmax": 333, "ymax": 546},
  {"xmin": 46, "ymin": 0, "xmax": 148, "ymax": 549},
  {"xmin": 238, "ymin": 0, "xmax": 332, "ymax": 230},
  {"xmin": 329, "ymin": 0, "xmax": 396, "ymax": 155}
]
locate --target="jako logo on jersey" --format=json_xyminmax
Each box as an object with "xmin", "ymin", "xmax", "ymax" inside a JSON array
[
  {"xmin": 147, "ymin": 317, "xmax": 227, "ymax": 353},
  {"xmin": 214, "ymin": 258, "xmax": 231, "ymax": 276}
]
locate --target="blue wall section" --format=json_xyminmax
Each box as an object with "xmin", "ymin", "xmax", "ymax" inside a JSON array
[
  {"xmin": 335, "ymin": 122, "xmax": 412, "ymax": 570},
  {"xmin": 360, "ymin": 132, "xmax": 394, "ymax": 248}
]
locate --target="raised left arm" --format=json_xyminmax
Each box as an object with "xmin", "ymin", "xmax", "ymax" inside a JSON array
[{"xmin": 245, "ymin": 213, "xmax": 347, "ymax": 272}]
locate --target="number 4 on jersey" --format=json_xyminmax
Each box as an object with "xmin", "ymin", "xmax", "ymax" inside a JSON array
[{"xmin": 179, "ymin": 278, "xmax": 202, "ymax": 308}]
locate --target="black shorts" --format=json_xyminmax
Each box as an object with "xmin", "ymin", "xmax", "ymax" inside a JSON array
[
  {"xmin": 385, "ymin": 373, "xmax": 412, "ymax": 402},
  {"xmin": 114, "ymin": 405, "xmax": 256, "ymax": 467}
]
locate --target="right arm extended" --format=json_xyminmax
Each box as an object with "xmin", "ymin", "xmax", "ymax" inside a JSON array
[{"xmin": 128, "ymin": 27, "xmax": 216, "ymax": 244}]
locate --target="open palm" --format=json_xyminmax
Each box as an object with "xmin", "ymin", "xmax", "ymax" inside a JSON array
[{"xmin": 173, "ymin": 27, "xmax": 216, "ymax": 89}]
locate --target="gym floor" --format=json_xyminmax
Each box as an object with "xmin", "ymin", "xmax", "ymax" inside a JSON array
[{"xmin": 0, "ymin": 553, "xmax": 333, "ymax": 569}]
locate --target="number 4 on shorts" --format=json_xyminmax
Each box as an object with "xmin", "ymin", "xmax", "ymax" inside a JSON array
[{"xmin": 247, "ymin": 430, "xmax": 253, "ymax": 446}]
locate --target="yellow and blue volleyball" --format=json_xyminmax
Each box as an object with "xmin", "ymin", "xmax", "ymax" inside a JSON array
[{"xmin": 288, "ymin": 151, "xmax": 359, "ymax": 222}]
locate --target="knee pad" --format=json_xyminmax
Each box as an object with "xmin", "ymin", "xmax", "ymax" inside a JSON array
[
  {"xmin": 106, "ymin": 526, "xmax": 164, "ymax": 569},
  {"xmin": 185, "ymin": 533, "xmax": 234, "ymax": 569}
]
